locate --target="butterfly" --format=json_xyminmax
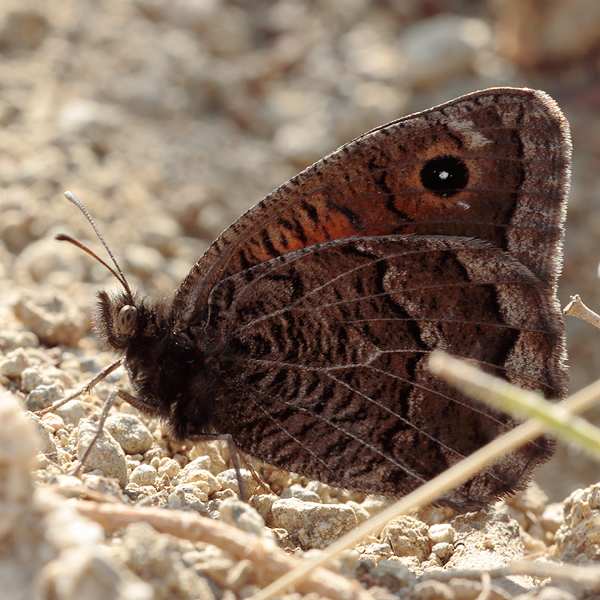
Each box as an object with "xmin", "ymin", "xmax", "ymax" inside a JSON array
[{"xmin": 61, "ymin": 87, "xmax": 570, "ymax": 510}]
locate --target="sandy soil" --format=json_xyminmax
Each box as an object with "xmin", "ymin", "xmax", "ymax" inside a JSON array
[{"xmin": 2, "ymin": 1, "xmax": 600, "ymax": 599}]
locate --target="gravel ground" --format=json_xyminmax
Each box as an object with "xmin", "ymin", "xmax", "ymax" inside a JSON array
[{"xmin": 2, "ymin": 1, "xmax": 600, "ymax": 599}]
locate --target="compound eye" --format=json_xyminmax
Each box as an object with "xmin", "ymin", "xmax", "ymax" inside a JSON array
[{"xmin": 115, "ymin": 305, "xmax": 138, "ymax": 335}]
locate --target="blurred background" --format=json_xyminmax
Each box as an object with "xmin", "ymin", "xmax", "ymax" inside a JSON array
[{"xmin": 1, "ymin": 0, "xmax": 599, "ymax": 500}]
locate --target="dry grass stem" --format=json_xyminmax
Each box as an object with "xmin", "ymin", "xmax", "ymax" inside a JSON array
[
  {"xmin": 73, "ymin": 500, "xmax": 374, "ymax": 600},
  {"xmin": 429, "ymin": 353, "xmax": 600, "ymax": 460},
  {"xmin": 249, "ymin": 362, "xmax": 600, "ymax": 600},
  {"xmin": 564, "ymin": 294, "xmax": 600, "ymax": 330},
  {"xmin": 422, "ymin": 560, "xmax": 600, "ymax": 588}
]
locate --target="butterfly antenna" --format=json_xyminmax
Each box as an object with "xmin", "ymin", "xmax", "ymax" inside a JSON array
[{"xmin": 58, "ymin": 191, "xmax": 133, "ymax": 299}]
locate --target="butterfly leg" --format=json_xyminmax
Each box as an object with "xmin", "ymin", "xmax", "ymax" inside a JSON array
[
  {"xmin": 67, "ymin": 386, "xmax": 174, "ymax": 482},
  {"xmin": 35, "ymin": 358, "xmax": 123, "ymax": 416},
  {"xmin": 115, "ymin": 392, "xmax": 259, "ymax": 503},
  {"xmin": 187, "ymin": 432, "xmax": 252, "ymax": 503},
  {"xmin": 114, "ymin": 393, "xmax": 255, "ymax": 503},
  {"xmin": 116, "ymin": 387, "xmax": 167, "ymax": 413},
  {"xmin": 70, "ymin": 385, "xmax": 160, "ymax": 478},
  {"xmin": 71, "ymin": 387, "xmax": 118, "ymax": 476}
]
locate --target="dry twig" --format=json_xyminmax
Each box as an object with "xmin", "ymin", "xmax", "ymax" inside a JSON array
[
  {"xmin": 422, "ymin": 560, "xmax": 600, "ymax": 589},
  {"xmin": 564, "ymin": 294, "xmax": 600, "ymax": 330},
  {"xmin": 248, "ymin": 361, "xmax": 600, "ymax": 600},
  {"xmin": 73, "ymin": 500, "xmax": 374, "ymax": 600}
]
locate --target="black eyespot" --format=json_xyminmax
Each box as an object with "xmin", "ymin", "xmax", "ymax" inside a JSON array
[
  {"xmin": 116, "ymin": 305, "xmax": 138, "ymax": 335},
  {"xmin": 420, "ymin": 155, "xmax": 469, "ymax": 197}
]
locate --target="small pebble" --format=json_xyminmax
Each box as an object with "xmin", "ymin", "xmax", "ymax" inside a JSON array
[
  {"xmin": 105, "ymin": 413, "xmax": 154, "ymax": 454},
  {"xmin": 358, "ymin": 542, "xmax": 394, "ymax": 563},
  {"xmin": 541, "ymin": 502, "xmax": 564, "ymax": 534},
  {"xmin": 123, "ymin": 244, "xmax": 166, "ymax": 280},
  {"xmin": 265, "ymin": 468, "xmax": 291, "ymax": 492},
  {"xmin": 173, "ymin": 481, "xmax": 211, "ymax": 503},
  {"xmin": 196, "ymin": 555, "xmax": 237, "ymax": 588},
  {"xmin": 251, "ymin": 493, "xmax": 278, "ymax": 528},
  {"xmin": 361, "ymin": 497, "xmax": 387, "ymax": 517},
  {"xmin": 158, "ymin": 457, "xmax": 181, "ymax": 478},
  {"xmin": 216, "ymin": 469, "xmax": 260, "ymax": 498},
  {"xmin": 144, "ymin": 447, "xmax": 163, "ymax": 462},
  {"xmin": 305, "ymin": 480, "xmax": 334, "ymax": 503},
  {"xmin": 382, "ymin": 516, "xmax": 432, "ymax": 561},
  {"xmin": 533, "ymin": 587, "xmax": 578, "ymax": 600},
  {"xmin": 428, "ymin": 523, "xmax": 455, "ymax": 544},
  {"xmin": 36, "ymin": 453, "xmax": 51, "ymax": 469},
  {"xmin": 166, "ymin": 492, "xmax": 183, "ymax": 509},
  {"xmin": 0, "ymin": 347, "xmax": 29, "ymax": 377},
  {"xmin": 79, "ymin": 356, "xmax": 105, "ymax": 373},
  {"xmin": 56, "ymin": 400, "xmax": 87, "ymax": 426},
  {"xmin": 41, "ymin": 412, "xmax": 65, "ymax": 432},
  {"xmin": 77, "ymin": 420, "xmax": 128, "ymax": 486},
  {"xmin": 82, "ymin": 474, "xmax": 127, "ymax": 501},
  {"xmin": 431, "ymin": 542, "xmax": 454, "ymax": 561},
  {"xmin": 556, "ymin": 483, "xmax": 600, "ymax": 561},
  {"xmin": 271, "ymin": 498, "xmax": 358, "ymax": 549},
  {"xmin": 24, "ymin": 381, "xmax": 65, "ymax": 411},
  {"xmin": 520, "ymin": 529, "xmax": 546, "ymax": 554},
  {"xmin": 13, "ymin": 290, "xmax": 86, "ymax": 347},
  {"xmin": 169, "ymin": 483, "xmax": 211, "ymax": 510},
  {"xmin": 218, "ymin": 498, "xmax": 268, "ymax": 536},
  {"xmin": 346, "ymin": 500, "xmax": 371, "ymax": 524},
  {"xmin": 413, "ymin": 580, "xmax": 455, "ymax": 600},
  {"xmin": 398, "ymin": 15, "xmax": 490, "ymax": 90},
  {"xmin": 447, "ymin": 578, "xmax": 504, "ymax": 600},
  {"xmin": 280, "ymin": 484, "xmax": 321, "ymax": 503},
  {"xmin": 15, "ymin": 331, "xmax": 38, "ymax": 348},
  {"xmin": 141, "ymin": 215, "xmax": 182, "ymax": 256},
  {"xmin": 130, "ymin": 464, "xmax": 157, "ymax": 486},
  {"xmin": 178, "ymin": 458, "xmax": 220, "ymax": 493},
  {"xmin": 369, "ymin": 558, "xmax": 416, "ymax": 594},
  {"xmin": 21, "ymin": 366, "xmax": 57, "ymax": 393},
  {"xmin": 26, "ymin": 413, "xmax": 57, "ymax": 455},
  {"xmin": 188, "ymin": 442, "xmax": 227, "ymax": 474}
]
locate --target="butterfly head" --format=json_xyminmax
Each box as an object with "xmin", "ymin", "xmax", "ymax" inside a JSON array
[
  {"xmin": 55, "ymin": 192, "xmax": 163, "ymax": 374},
  {"xmin": 93, "ymin": 290, "xmax": 143, "ymax": 351},
  {"xmin": 93, "ymin": 285, "xmax": 220, "ymax": 437},
  {"xmin": 93, "ymin": 288, "xmax": 171, "ymax": 384},
  {"xmin": 56, "ymin": 192, "xmax": 147, "ymax": 345},
  {"xmin": 56, "ymin": 193, "xmax": 221, "ymax": 434}
]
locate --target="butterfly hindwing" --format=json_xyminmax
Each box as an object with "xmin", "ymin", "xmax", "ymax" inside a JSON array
[{"xmin": 202, "ymin": 234, "xmax": 564, "ymax": 507}]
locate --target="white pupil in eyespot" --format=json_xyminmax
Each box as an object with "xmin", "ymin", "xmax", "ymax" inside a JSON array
[{"xmin": 439, "ymin": 171, "xmax": 449, "ymax": 180}]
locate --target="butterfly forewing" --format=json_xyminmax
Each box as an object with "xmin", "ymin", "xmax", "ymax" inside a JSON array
[{"xmin": 174, "ymin": 87, "xmax": 570, "ymax": 323}]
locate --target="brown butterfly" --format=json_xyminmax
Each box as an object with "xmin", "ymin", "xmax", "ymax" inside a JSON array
[{"xmin": 60, "ymin": 87, "xmax": 570, "ymax": 510}]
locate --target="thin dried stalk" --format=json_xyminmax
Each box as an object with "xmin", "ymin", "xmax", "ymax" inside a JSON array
[
  {"xmin": 74, "ymin": 500, "xmax": 374, "ymax": 600},
  {"xmin": 249, "ymin": 361, "xmax": 600, "ymax": 600},
  {"xmin": 564, "ymin": 294, "xmax": 600, "ymax": 330},
  {"xmin": 422, "ymin": 560, "xmax": 600, "ymax": 588}
]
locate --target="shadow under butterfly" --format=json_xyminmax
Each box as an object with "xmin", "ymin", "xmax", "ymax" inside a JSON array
[{"xmin": 50, "ymin": 88, "xmax": 570, "ymax": 511}]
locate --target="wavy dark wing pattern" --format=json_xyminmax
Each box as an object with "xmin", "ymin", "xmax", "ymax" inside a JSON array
[{"xmin": 206, "ymin": 235, "xmax": 566, "ymax": 508}]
